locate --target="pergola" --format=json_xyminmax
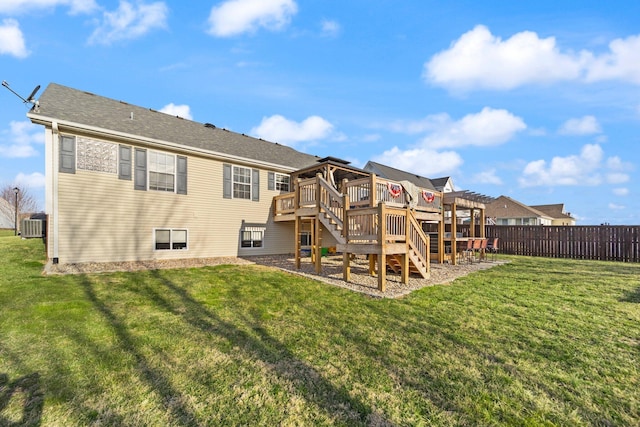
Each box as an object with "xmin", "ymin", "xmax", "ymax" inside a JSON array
[{"xmin": 442, "ymin": 191, "xmax": 493, "ymax": 265}]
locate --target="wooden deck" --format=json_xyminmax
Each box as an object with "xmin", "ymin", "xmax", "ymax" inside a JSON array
[{"xmin": 273, "ymin": 174, "xmax": 443, "ymax": 291}]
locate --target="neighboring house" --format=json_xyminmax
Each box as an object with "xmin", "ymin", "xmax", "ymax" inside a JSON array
[
  {"xmin": 0, "ymin": 198, "xmax": 14, "ymax": 229},
  {"xmin": 363, "ymin": 161, "xmax": 438, "ymax": 192},
  {"xmin": 28, "ymin": 83, "xmax": 320, "ymax": 265},
  {"xmin": 530, "ymin": 204, "xmax": 576, "ymax": 225},
  {"xmin": 429, "ymin": 176, "xmax": 456, "ymax": 193},
  {"xmin": 485, "ymin": 195, "xmax": 553, "ymax": 226}
]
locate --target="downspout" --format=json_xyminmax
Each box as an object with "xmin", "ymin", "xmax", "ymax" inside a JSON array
[{"xmin": 51, "ymin": 121, "xmax": 59, "ymax": 263}]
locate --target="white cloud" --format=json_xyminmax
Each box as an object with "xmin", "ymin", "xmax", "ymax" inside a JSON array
[
  {"xmin": 558, "ymin": 115, "xmax": 602, "ymax": 135},
  {"xmin": 0, "ymin": 0, "xmax": 97, "ymax": 14},
  {"xmin": 608, "ymin": 203, "xmax": 625, "ymax": 210},
  {"xmin": 320, "ymin": 19, "xmax": 340, "ymax": 37},
  {"xmin": 420, "ymin": 108, "xmax": 526, "ymax": 149},
  {"xmin": 371, "ymin": 147, "xmax": 463, "ymax": 177},
  {"xmin": 606, "ymin": 156, "xmax": 632, "ymax": 171},
  {"xmin": 88, "ymin": 1, "xmax": 168, "ymax": 45},
  {"xmin": 586, "ymin": 34, "xmax": 640, "ymax": 84},
  {"xmin": 207, "ymin": 0, "xmax": 297, "ymax": 37},
  {"xmin": 251, "ymin": 114, "xmax": 333, "ymax": 146},
  {"xmin": 361, "ymin": 134, "xmax": 381, "ymax": 142},
  {"xmin": 15, "ymin": 172, "xmax": 45, "ymax": 188},
  {"xmin": 473, "ymin": 169, "xmax": 503, "ymax": 185},
  {"xmin": 159, "ymin": 103, "xmax": 192, "ymax": 120},
  {"xmin": 424, "ymin": 25, "xmax": 640, "ymax": 91},
  {"xmin": 0, "ymin": 19, "xmax": 29, "ymax": 58},
  {"xmin": 0, "ymin": 121, "xmax": 44, "ymax": 158},
  {"xmin": 518, "ymin": 143, "xmax": 631, "ymax": 187},
  {"xmin": 606, "ymin": 173, "xmax": 629, "ymax": 184},
  {"xmin": 612, "ymin": 188, "xmax": 629, "ymax": 196},
  {"xmin": 424, "ymin": 25, "xmax": 586, "ymax": 91}
]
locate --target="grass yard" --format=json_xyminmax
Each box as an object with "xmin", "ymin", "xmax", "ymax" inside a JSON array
[{"xmin": 1, "ymin": 230, "xmax": 639, "ymax": 426}]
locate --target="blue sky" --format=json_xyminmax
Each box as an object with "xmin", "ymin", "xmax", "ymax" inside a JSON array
[{"xmin": 1, "ymin": 0, "xmax": 639, "ymax": 224}]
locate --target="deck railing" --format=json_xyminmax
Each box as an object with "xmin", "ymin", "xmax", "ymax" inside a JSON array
[
  {"xmin": 273, "ymin": 174, "xmax": 443, "ymax": 224},
  {"xmin": 273, "ymin": 193, "xmax": 295, "ymax": 218},
  {"xmin": 318, "ymin": 177, "xmax": 344, "ymax": 226},
  {"xmin": 343, "ymin": 204, "xmax": 428, "ymax": 261},
  {"xmin": 344, "ymin": 175, "xmax": 442, "ymax": 213}
]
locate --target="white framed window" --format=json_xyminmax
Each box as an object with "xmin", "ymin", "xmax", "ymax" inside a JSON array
[
  {"xmin": 149, "ymin": 151, "xmax": 176, "ymax": 192},
  {"xmin": 274, "ymin": 173, "xmax": 290, "ymax": 192},
  {"xmin": 233, "ymin": 166, "xmax": 251, "ymax": 199},
  {"xmin": 241, "ymin": 226, "xmax": 264, "ymax": 248},
  {"xmin": 155, "ymin": 228, "xmax": 188, "ymax": 251}
]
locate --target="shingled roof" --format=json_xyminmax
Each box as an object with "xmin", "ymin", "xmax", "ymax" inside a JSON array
[
  {"xmin": 28, "ymin": 83, "xmax": 320, "ymax": 171},
  {"xmin": 485, "ymin": 195, "xmax": 552, "ymax": 220},
  {"xmin": 363, "ymin": 161, "xmax": 436, "ymax": 190}
]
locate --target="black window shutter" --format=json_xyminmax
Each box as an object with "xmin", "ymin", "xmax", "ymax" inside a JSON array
[
  {"xmin": 223, "ymin": 164, "xmax": 232, "ymax": 199},
  {"xmin": 268, "ymin": 171, "xmax": 275, "ymax": 190},
  {"xmin": 252, "ymin": 169, "xmax": 260, "ymax": 201},
  {"xmin": 119, "ymin": 145, "xmax": 132, "ymax": 180},
  {"xmin": 134, "ymin": 148, "xmax": 147, "ymax": 190},
  {"xmin": 59, "ymin": 135, "xmax": 75, "ymax": 173},
  {"xmin": 176, "ymin": 156, "xmax": 187, "ymax": 194}
]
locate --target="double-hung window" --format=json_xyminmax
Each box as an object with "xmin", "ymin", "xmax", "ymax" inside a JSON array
[
  {"xmin": 149, "ymin": 151, "xmax": 175, "ymax": 192},
  {"xmin": 274, "ymin": 173, "xmax": 290, "ymax": 192},
  {"xmin": 233, "ymin": 166, "xmax": 251, "ymax": 199},
  {"xmin": 155, "ymin": 229, "xmax": 188, "ymax": 250}
]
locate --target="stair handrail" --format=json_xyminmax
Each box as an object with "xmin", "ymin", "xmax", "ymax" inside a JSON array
[
  {"xmin": 406, "ymin": 208, "xmax": 429, "ymax": 271},
  {"xmin": 317, "ymin": 174, "xmax": 344, "ymax": 228}
]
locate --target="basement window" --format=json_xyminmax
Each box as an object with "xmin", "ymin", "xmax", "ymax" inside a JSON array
[{"xmin": 155, "ymin": 229, "xmax": 188, "ymax": 250}]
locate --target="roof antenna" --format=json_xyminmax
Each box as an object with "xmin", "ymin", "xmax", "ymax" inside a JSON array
[{"xmin": 2, "ymin": 81, "xmax": 40, "ymax": 107}]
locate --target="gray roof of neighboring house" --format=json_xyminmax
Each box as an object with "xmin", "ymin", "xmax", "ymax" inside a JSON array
[
  {"xmin": 429, "ymin": 177, "xmax": 453, "ymax": 192},
  {"xmin": 485, "ymin": 195, "xmax": 552, "ymax": 220},
  {"xmin": 530, "ymin": 203, "xmax": 574, "ymax": 220},
  {"xmin": 28, "ymin": 83, "xmax": 321, "ymax": 171},
  {"xmin": 363, "ymin": 161, "xmax": 436, "ymax": 190}
]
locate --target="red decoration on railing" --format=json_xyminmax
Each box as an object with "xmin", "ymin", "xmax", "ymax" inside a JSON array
[
  {"xmin": 422, "ymin": 190, "xmax": 435, "ymax": 203},
  {"xmin": 387, "ymin": 182, "xmax": 403, "ymax": 198}
]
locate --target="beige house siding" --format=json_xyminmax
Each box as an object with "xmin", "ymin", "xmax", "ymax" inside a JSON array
[{"xmin": 54, "ymin": 133, "xmax": 295, "ymax": 264}]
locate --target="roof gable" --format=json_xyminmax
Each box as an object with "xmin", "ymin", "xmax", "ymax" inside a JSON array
[
  {"xmin": 363, "ymin": 161, "xmax": 436, "ymax": 190},
  {"xmin": 530, "ymin": 203, "xmax": 574, "ymax": 219},
  {"xmin": 29, "ymin": 83, "xmax": 320, "ymax": 170},
  {"xmin": 485, "ymin": 195, "xmax": 552, "ymax": 220}
]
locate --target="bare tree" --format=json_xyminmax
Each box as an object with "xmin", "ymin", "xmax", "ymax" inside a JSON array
[{"xmin": 0, "ymin": 184, "xmax": 40, "ymax": 231}]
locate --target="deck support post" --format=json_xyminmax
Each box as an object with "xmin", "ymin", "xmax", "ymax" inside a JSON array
[
  {"xmin": 342, "ymin": 179, "xmax": 351, "ymax": 281},
  {"xmin": 294, "ymin": 178, "xmax": 301, "ymax": 269},
  {"xmin": 369, "ymin": 255, "xmax": 376, "ymax": 275},
  {"xmin": 315, "ymin": 217, "xmax": 322, "ymax": 274},
  {"xmin": 378, "ymin": 202, "xmax": 386, "ymax": 292},
  {"xmin": 451, "ymin": 203, "xmax": 457, "ymax": 265}
]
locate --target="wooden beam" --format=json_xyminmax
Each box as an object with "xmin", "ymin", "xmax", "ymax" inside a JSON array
[
  {"xmin": 315, "ymin": 216, "xmax": 322, "ymax": 274},
  {"xmin": 378, "ymin": 202, "xmax": 386, "ymax": 292},
  {"xmin": 451, "ymin": 203, "xmax": 457, "ymax": 265},
  {"xmin": 294, "ymin": 215, "xmax": 300, "ymax": 269},
  {"xmin": 343, "ymin": 252, "xmax": 351, "ymax": 281}
]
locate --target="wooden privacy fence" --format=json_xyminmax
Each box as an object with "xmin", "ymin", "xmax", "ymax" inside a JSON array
[{"xmin": 457, "ymin": 225, "xmax": 640, "ymax": 262}]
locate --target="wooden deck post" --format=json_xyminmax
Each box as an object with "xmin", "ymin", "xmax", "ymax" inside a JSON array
[
  {"xmin": 343, "ymin": 179, "xmax": 351, "ymax": 281},
  {"xmin": 315, "ymin": 173, "xmax": 322, "ymax": 274},
  {"xmin": 438, "ymin": 204, "xmax": 445, "ymax": 264},
  {"xmin": 451, "ymin": 203, "xmax": 457, "ymax": 265},
  {"xmin": 401, "ymin": 207, "xmax": 410, "ymax": 284},
  {"xmin": 294, "ymin": 178, "xmax": 301, "ymax": 269},
  {"xmin": 378, "ymin": 202, "xmax": 386, "ymax": 292},
  {"xmin": 370, "ymin": 174, "xmax": 377, "ymax": 208}
]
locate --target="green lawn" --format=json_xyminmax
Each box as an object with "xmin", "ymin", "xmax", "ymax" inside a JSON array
[{"xmin": 1, "ymin": 231, "xmax": 639, "ymax": 426}]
